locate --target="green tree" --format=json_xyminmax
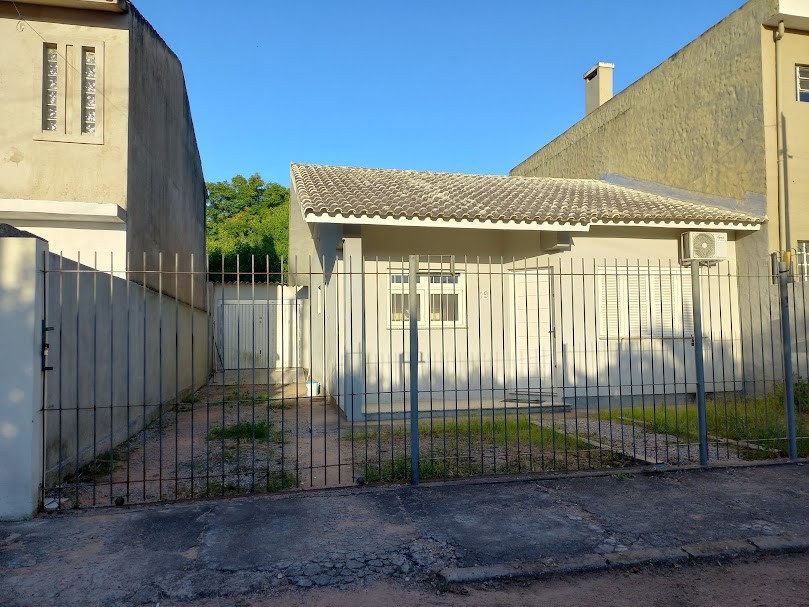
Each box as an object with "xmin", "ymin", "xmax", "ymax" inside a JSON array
[{"xmin": 206, "ymin": 174, "xmax": 289, "ymax": 282}]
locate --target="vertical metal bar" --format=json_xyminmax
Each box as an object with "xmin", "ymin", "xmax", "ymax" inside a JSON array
[
  {"xmin": 375, "ymin": 257, "xmax": 382, "ymax": 479},
  {"xmin": 57, "ymin": 253, "xmax": 64, "ymax": 508},
  {"xmin": 388, "ymin": 257, "xmax": 395, "ymax": 474},
  {"xmin": 322, "ymin": 255, "xmax": 328, "ymax": 487},
  {"xmin": 580, "ymin": 258, "xmax": 590, "ymax": 468},
  {"xmin": 537, "ymin": 261, "xmax": 548, "ymax": 469},
  {"xmin": 691, "ymin": 260, "xmax": 709, "ymax": 467},
  {"xmin": 725, "ymin": 260, "xmax": 742, "ymax": 459},
  {"xmin": 477, "ymin": 257, "xmax": 484, "ymax": 473},
  {"xmin": 92, "ymin": 253, "xmax": 98, "ymax": 506},
  {"xmin": 463, "ymin": 255, "xmax": 472, "ymax": 475},
  {"xmin": 646, "ymin": 260, "xmax": 658, "ymax": 463},
  {"xmin": 174, "ymin": 253, "xmax": 180, "ymax": 499},
  {"xmin": 108, "ymin": 253, "xmax": 114, "ymax": 503},
  {"xmin": 264, "ymin": 255, "xmax": 276, "ymax": 490},
  {"xmin": 205, "ymin": 254, "xmax": 211, "ymax": 498},
  {"xmin": 361, "ymin": 253, "xmax": 369, "ymax": 481},
  {"xmin": 190, "ymin": 253, "xmax": 195, "ymax": 497},
  {"xmin": 306, "ymin": 256, "xmax": 312, "ymax": 485},
  {"xmin": 141, "ymin": 252, "xmax": 147, "ymax": 502},
  {"xmin": 704, "ymin": 259, "xmax": 719, "ymax": 459},
  {"xmin": 75, "ymin": 253, "xmax": 81, "ymax": 507},
  {"xmin": 125, "ymin": 252, "xmax": 131, "ymax": 502},
  {"xmin": 522, "ymin": 257, "xmax": 532, "ymax": 470},
  {"xmin": 678, "ymin": 259, "xmax": 691, "ymax": 460},
  {"xmin": 593, "ymin": 259, "xmax": 604, "ymax": 467},
  {"xmin": 158, "ymin": 252, "xmax": 164, "ymax": 499},
  {"xmin": 236, "ymin": 254, "xmax": 242, "ymax": 492},
  {"xmin": 409, "ymin": 254, "xmax": 419, "ymax": 486},
  {"xmin": 570, "ymin": 257, "xmax": 583, "ymax": 469},
  {"xmin": 40, "ymin": 250, "xmax": 48, "ymax": 512},
  {"xmin": 250, "ymin": 255, "xmax": 256, "ymax": 492},
  {"xmin": 335, "ymin": 253, "xmax": 341, "ymax": 484},
  {"xmin": 488, "ymin": 257, "xmax": 496, "ymax": 473},
  {"xmin": 778, "ymin": 261, "xmax": 798, "ymax": 460},
  {"xmin": 451, "ymin": 257, "xmax": 460, "ymax": 476},
  {"xmin": 348, "ymin": 254, "xmax": 355, "ymax": 481},
  {"xmin": 500, "ymin": 257, "xmax": 508, "ymax": 472},
  {"xmin": 219, "ymin": 255, "xmax": 226, "ymax": 494},
  {"xmin": 426, "ymin": 258, "xmax": 434, "ymax": 471},
  {"xmin": 627, "ymin": 260, "xmax": 638, "ymax": 464},
  {"xmin": 547, "ymin": 259, "xmax": 558, "ymax": 469},
  {"xmin": 712, "ymin": 261, "xmax": 731, "ymax": 460},
  {"xmin": 512, "ymin": 256, "xmax": 521, "ymax": 472}
]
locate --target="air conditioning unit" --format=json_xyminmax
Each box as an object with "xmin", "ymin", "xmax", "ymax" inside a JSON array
[{"xmin": 680, "ymin": 232, "xmax": 728, "ymax": 263}]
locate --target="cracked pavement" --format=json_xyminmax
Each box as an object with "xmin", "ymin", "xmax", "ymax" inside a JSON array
[{"xmin": 1, "ymin": 464, "xmax": 808, "ymax": 606}]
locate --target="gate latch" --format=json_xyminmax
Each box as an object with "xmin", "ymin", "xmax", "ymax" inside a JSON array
[{"xmin": 42, "ymin": 320, "xmax": 53, "ymax": 371}]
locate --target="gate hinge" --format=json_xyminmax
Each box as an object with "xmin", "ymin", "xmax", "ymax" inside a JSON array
[{"xmin": 41, "ymin": 320, "xmax": 54, "ymax": 372}]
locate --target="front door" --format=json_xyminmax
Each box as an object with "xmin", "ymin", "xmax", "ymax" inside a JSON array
[{"xmin": 512, "ymin": 269, "xmax": 556, "ymax": 396}]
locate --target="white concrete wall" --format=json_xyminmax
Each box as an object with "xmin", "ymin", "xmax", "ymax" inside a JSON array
[
  {"xmin": 0, "ymin": 237, "xmax": 46, "ymax": 520},
  {"xmin": 42, "ymin": 251, "xmax": 210, "ymax": 486}
]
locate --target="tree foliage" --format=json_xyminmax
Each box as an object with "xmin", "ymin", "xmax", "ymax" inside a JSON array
[{"xmin": 206, "ymin": 174, "xmax": 289, "ymax": 281}]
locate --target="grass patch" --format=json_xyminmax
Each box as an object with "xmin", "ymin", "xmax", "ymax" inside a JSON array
[
  {"xmin": 208, "ymin": 421, "xmax": 285, "ymax": 443},
  {"xmin": 602, "ymin": 386, "xmax": 809, "ymax": 458},
  {"xmin": 266, "ymin": 471, "xmax": 297, "ymax": 492},
  {"xmin": 353, "ymin": 415, "xmax": 594, "ymax": 481},
  {"xmin": 65, "ymin": 449, "xmax": 125, "ymax": 481},
  {"xmin": 348, "ymin": 415, "xmax": 587, "ymax": 452}
]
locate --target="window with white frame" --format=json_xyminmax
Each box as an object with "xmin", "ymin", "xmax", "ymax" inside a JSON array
[
  {"xmin": 389, "ymin": 271, "xmax": 464, "ymax": 327},
  {"xmin": 598, "ymin": 267, "xmax": 694, "ymax": 339},
  {"xmin": 798, "ymin": 65, "xmax": 809, "ymax": 102},
  {"xmin": 37, "ymin": 41, "xmax": 104, "ymax": 143}
]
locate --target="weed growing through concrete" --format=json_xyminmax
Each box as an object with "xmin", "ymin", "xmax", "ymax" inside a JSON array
[{"xmin": 208, "ymin": 421, "xmax": 284, "ymax": 443}]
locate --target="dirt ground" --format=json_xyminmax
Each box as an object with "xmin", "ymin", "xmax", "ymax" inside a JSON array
[{"xmin": 138, "ymin": 553, "xmax": 809, "ymax": 607}]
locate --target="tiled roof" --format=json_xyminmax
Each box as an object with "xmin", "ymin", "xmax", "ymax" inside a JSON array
[{"xmin": 291, "ymin": 164, "xmax": 764, "ymax": 227}]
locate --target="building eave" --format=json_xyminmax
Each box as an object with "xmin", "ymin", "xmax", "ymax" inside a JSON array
[
  {"xmin": 301, "ymin": 211, "xmax": 761, "ymax": 233},
  {"xmin": 0, "ymin": 199, "xmax": 127, "ymax": 223},
  {"xmin": 3, "ymin": 0, "xmax": 128, "ymax": 13},
  {"xmin": 764, "ymin": 0, "xmax": 809, "ymax": 30}
]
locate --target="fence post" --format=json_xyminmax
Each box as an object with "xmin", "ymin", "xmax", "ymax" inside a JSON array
[
  {"xmin": 409, "ymin": 255, "xmax": 419, "ymax": 485},
  {"xmin": 778, "ymin": 260, "xmax": 798, "ymax": 461},
  {"xmin": 0, "ymin": 234, "xmax": 48, "ymax": 520},
  {"xmin": 690, "ymin": 260, "xmax": 709, "ymax": 467}
]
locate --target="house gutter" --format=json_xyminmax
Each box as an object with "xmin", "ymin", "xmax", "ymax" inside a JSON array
[{"xmin": 775, "ymin": 20, "xmax": 788, "ymax": 253}]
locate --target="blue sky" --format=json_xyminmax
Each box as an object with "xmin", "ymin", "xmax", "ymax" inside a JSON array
[{"xmin": 133, "ymin": 0, "xmax": 746, "ymax": 186}]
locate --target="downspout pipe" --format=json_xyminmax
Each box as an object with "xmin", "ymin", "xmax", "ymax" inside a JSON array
[{"xmin": 775, "ymin": 20, "xmax": 788, "ymax": 254}]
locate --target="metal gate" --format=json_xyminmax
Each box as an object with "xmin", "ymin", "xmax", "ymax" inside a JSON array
[
  {"xmin": 215, "ymin": 299, "xmax": 301, "ymax": 370},
  {"xmin": 40, "ymin": 253, "xmax": 806, "ymax": 510}
]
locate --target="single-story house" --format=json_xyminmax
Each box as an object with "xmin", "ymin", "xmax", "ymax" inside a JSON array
[{"xmin": 288, "ymin": 163, "xmax": 766, "ymax": 420}]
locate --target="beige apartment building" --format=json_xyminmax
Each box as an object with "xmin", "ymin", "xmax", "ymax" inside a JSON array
[
  {"xmin": 0, "ymin": 0, "xmax": 205, "ymax": 276},
  {"xmin": 511, "ymin": 0, "xmax": 809, "ymax": 265}
]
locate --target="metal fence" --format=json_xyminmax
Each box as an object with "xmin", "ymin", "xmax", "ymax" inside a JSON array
[{"xmin": 41, "ymin": 252, "xmax": 808, "ymax": 509}]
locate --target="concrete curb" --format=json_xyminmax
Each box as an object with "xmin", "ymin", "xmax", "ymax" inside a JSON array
[{"xmin": 438, "ymin": 535, "xmax": 809, "ymax": 585}]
